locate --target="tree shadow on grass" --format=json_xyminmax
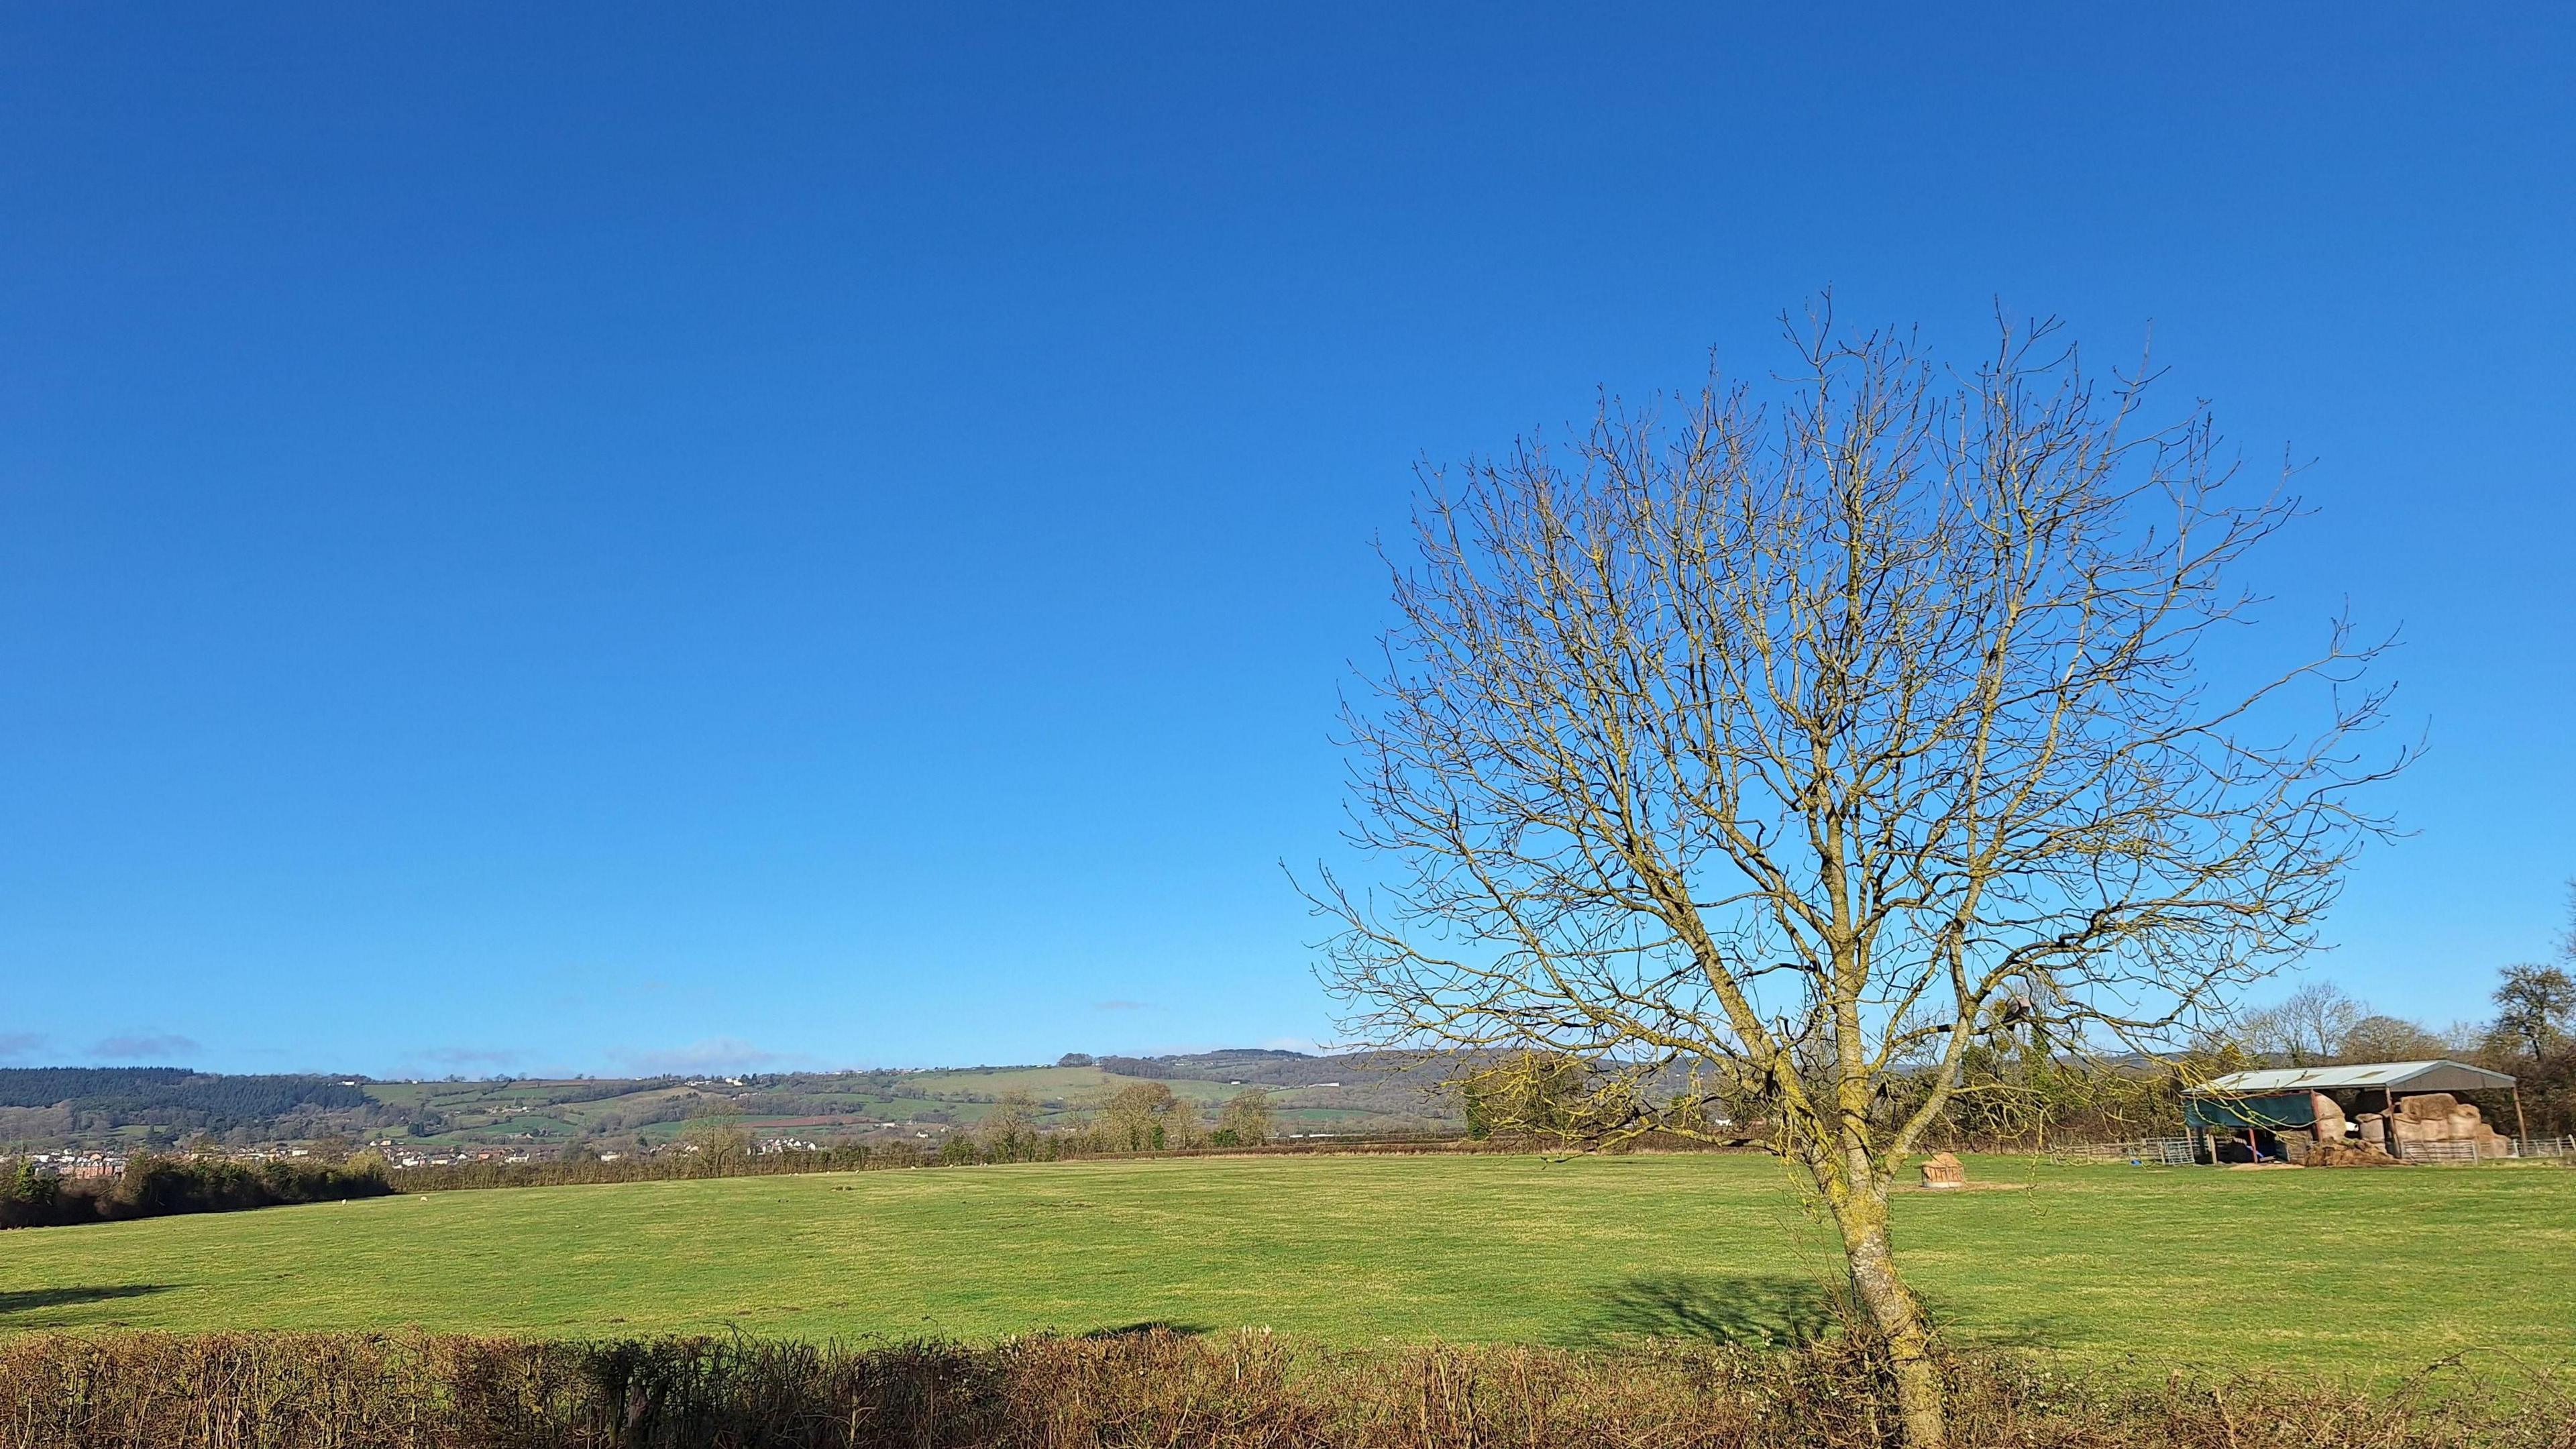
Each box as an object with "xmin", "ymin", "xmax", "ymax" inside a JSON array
[
  {"xmin": 0, "ymin": 1285, "xmax": 173, "ymax": 1318},
  {"xmin": 1558, "ymin": 1273, "xmax": 1847, "ymax": 1349},
  {"xmin": 1079, "ymin": 1321, "xmax": 1214, "ymax": 1340},
  {"xmin": 1560, "ymin": 1273, "xmax": 2074, "ymax": 1354},
  {"xmin": 1940, "ymin": 1307, "xmax": 2071, "ymax": 1352}
]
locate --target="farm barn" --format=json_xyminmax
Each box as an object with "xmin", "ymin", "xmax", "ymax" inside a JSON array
[{"xmin": 2182, "ymin": 1061, "xmax": 2522, "ymax": 1165}]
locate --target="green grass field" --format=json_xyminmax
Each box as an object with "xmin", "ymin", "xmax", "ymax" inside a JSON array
[{"xmin": 3, "ymin": 1154, "xmax": 2569, "ymax": 1376}]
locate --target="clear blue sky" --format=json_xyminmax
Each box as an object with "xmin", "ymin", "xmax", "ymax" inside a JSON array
[{"xmin": 3, "ymin": 7, "xmax": 2569, "ymax": 1077}]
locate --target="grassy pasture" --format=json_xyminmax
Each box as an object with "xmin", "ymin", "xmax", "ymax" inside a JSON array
[{"xmin": 1, "ymin": 1154, "xmax": 2567, "ymax": 1375}]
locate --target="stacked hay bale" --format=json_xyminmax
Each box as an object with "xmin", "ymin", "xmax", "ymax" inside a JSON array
[
  {"xmin": 2378, "ymin": 1093, "xmax": 2512, "ymax": 1160},
  {"xmin": 2308, "ymin": 1091, "xmax": 2395, "ymax": 1167},
  {"xmin": 2272, "ymin": 1092, "xmax": 2353, "ymax": 1163}
]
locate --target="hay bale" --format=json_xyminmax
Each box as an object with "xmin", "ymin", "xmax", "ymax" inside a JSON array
[
  {"xmin": 2397, "ymin": 1092, "xmax": 2457, "ymax": 1119},
  {"xmin": 1919, "ymin": 1152, "xmax": 1966, "ymax": 1189},
  {"xmin": 2396, "ymin": 1109, "xmax": 2475, "ymax": 1139},
  {"xmin": 2310, "ymin": 1093, "xmax": 2347, "ymax": 1137},
  {"xmin": 2311, "ymin": 1139, "xmax": 2401, "ymax": 1167}
]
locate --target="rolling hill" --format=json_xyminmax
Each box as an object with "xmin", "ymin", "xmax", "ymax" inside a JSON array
[{"xmin": 0, "ymin": 1051, "xmax": 1462, "ymax": 1156}]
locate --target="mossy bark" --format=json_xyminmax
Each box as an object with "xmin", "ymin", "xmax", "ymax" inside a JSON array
[{"xmin": 1830, "ymin": 1185, "xmax": 1945, "ymax": 1449}]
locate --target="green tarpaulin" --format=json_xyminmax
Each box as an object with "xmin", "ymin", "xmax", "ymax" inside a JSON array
[{"xmin": 2184, "ymin": 1091, "xmax": 2317, "ymax": 1130}]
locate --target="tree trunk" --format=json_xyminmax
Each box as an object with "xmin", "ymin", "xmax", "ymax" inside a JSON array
[{"xmin": 1833, "ymin": 1189, "xmax": 1945, "ymax": 1449}]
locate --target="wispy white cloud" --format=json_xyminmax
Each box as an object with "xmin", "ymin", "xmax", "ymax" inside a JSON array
[
  {"xmin": 1093, "ymin": 1000, "xmax": 1149, "ymax": 1012},
  {"xmin": 610, "ymin": 1038, "xmax": 786, "ymax": 1075},
  {"xmin": 0, "ymin": 1032, "xmax": 48, "ymax": 1063},
  {"xmin": 409, "ymin": 1046, "xmax": 526, "ymax": 1070},
  {"xmin": 89, "ymin": 1032, "xmax": 201, "ymax": 1062}
]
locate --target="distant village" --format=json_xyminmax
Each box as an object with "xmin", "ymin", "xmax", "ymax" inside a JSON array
[{"xmin": 8, "ymin": 1130, "xmax": 845, "ymax": 1180}]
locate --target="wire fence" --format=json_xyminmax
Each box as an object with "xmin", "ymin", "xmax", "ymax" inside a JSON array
[
  {"xmin": 2392, "ymin": 1140, "xmax": 2488, "ymax": 1165},
  {"xmin": 2390, "ymin": 1136, "xmax": 2575, "ymax": 1163},
  {"xmin": 2041, "ymin": 1134, "xmax": 2576, "ymax": 1166},
  {"xmin": 2045, "ymin": 1137, "xmax": 2196, "ymax": 1166}
]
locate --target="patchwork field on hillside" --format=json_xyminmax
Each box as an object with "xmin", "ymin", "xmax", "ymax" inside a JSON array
[
  {"xmin": 350, "ymin": 1062, "xmax": 1446, "ymax": 1150},
  {"xmin": 0, "ymin": 1052, "xmax": 1457, "ymax": 1155},
  {"xmin": 3, "ymin": 1154, "xmax": 2569, "ymax": 1377}
]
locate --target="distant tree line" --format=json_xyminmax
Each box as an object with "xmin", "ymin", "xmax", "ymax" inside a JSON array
[
  {"xmin": 1091, "ymin": 1056, "xmax": 1174, "ymax": 1079},
  {"xmin": 1026, "ymin": 1084, "xmax": 1277, "ymax": 1155},
  {"xmin": 0, "ymin": 1068, "xmax": 367, "ymax": 1123},
  {"xmin": 389, "ymin": 1088, "xmax": 1302, "ymax": 1192},
  {"xmin": 386, "ymin": 1144, "xmax": 893, "ymax": 1192},
  {"xmin": 1450, "ymin": 888, "xmax": 2576, "ymax": 1154},
  {"xmin": 1, "ymin": 1152, "xmax": 390, "ymax": 1230},
  {"xmin": 0, "ymin": 1070, "xmax": 387, "ymax": 1157}
]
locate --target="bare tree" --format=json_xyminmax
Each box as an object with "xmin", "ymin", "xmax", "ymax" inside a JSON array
[
  {"xmin": 1312, "ymin": 310, "xmax": 2402, "ymax": 1448},
  {"xmin": 678, "ymin": 1112, "xmax": 754, "ymax": 1173},
  {"xmin": 978, "ymin": 1089, "xmax": 1042, "ymax": 1161},
  {"xmin": 1099, "ymin": 1080, "xmax": 1188, "ymax": 1151},
  {"xmin": 2336, "ymin": 1013, "xmax": 2447, "ymax": 1063},
  {"xmin": 2235, "ymin": 979, "xmax": 2369, "ymax": 1064},
  {"xmin": 1216, "ymin": 1089, "xmax": 1275, "ymax": 1145},
  {"xmin": 1164, "ymin": 1093, "xmax": 1205, "ymax": 1149}
]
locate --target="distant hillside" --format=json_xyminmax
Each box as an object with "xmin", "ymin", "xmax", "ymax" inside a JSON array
[
  {"xmin": 0, "ymin": 1067, "xmax": 368, "ymax": 1116},
  {"xmin": 0, "ymin": 1050, "xmax": 1467, "ymax": 1155},
  {"xmin": 0, "ymin": 1068, "xmax": 372, "ymax": 1146},
  {"xmin": 1090, "ymin": 1049, "xmax": 1433, "ymax": 1087}
]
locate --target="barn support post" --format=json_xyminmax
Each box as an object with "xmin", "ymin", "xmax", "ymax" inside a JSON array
[{"xmin": 2513, "ymin": 1087, "xmax": 2529, "ymax": 1155}]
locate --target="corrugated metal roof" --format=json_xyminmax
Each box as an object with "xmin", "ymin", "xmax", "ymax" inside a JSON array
[{"xmin": 2186, "ymin": 1059, "xmax": 2517, "ymax": 1095}]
